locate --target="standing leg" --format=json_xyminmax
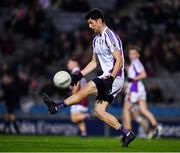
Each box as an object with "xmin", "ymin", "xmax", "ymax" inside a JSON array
[
  {"xmin": 132, "ymin": 109, "xmax": 149, "ymax": 133},
  {"xmin": 139, "ymin": 100, "xmax": 157, "ymax": 127},
  {"xmin": 94, "ymin": 101, "xmax": 121, "ymax": 129},
  {"xmin": 78, "ymin": 121, "xmax": 87, "ymax": 137},
  {"xmin": 71, "ymin": 113, "xmax": 88, "ymax": 137},
  {"xmin": 138, "ymin": 100, "xmax": 163, "ymax": 138},
  {"xmin": 123, "ymin": 101, "xmax": 132, "ymax": 130},
  {"xmin": 93, "ymin": 100, "xmax": 135, "ymax": 147}
]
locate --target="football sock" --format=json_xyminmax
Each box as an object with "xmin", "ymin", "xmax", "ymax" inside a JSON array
[
  {"xmin": 57, "ymin": 101, "xmax": 67, "ymax": 110},
  {"xmin": 117, "ymin": 126, "xmax": 130, "ymax": 137},
  {"xmin": 152, "ymin": 125, "xmax": 157, "ymax": 129}
]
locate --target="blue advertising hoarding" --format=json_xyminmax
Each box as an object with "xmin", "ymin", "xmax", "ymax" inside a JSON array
[{"xmin": 0, "ymin": 118, "xmax": 180, "ymax": 138}]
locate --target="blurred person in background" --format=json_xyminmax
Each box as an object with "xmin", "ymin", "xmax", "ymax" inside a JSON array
[
  {"xmin": 122, "ymin": 83, "xmax": 149, "ymax": 136},
  {"xmin": 123, "ymin": 46, "xmax": 162, "ymax": 139},
  {"xmin": 0, "ymin": 64, "xmax": 20, "ymax": 134},
  {"xmin": 67, "ymin": 56, "xmax": 90, "ymax": 137}
]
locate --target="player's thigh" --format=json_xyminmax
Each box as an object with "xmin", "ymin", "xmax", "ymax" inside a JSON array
[
  {"xmin": 71, "ymin": 112, "xmax": 80, "ymax": 121},
  {"xmin": 81, "ymin": 80, "xmax": 97, "ymax": 95},
  {"xmin": 123, "ymin": 100, "xmax": 132, "ymax": 112},
  {"xmin": 71, "ymin": 112, "xmax": 81, "ymax": 120},
  {"xmin": 71, "ymin": 112, "xmax": 78, "ymax": 122},
  {"xmin": 139, "ymin": 100, "xmax": 148, "ymax": 112},
  {"xmin": 132, "ymin": 108, "xmax": 141, "ymax": 120}
]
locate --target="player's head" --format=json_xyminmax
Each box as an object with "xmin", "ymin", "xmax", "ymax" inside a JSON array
[
  {"xmin": 128, "ymin": 46, "xmax": 141, "ymax": 61},
  {"xmin": 67, "ymin": 56, "xmax": 80, "ymax": 71},
  {"xmin": 85, "ymin": 8, "xmax": 105, "ymax": 33}
]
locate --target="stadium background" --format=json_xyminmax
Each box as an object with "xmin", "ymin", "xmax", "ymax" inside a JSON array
[{"xmin": 0, "ymin": 0, "xmax": 180, "ymax": 138}]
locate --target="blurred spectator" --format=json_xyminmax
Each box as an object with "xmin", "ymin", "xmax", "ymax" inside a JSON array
[
  {"xmin": 0, "ymin": 30, "xmax": 15, "ymax": 56},
  {"xmin": 60, "ymin": 0, "xmax": 90, "ymax": 12},
  {"xmin": 0, "ymin": 64, "xmax": 20, "ymax": 134},
  {"xmin": 147, "ymin": 83, "xmax": 164, "ymax": 103}
]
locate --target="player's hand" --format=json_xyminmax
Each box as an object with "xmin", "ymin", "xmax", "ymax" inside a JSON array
[
  {"xmin": 127, "ymin": 78, "xmax": 134, "ymax": 82},
  {"xmin": 103, "ymin": 75, "xmax": 114, "ymax": 94},
  {"xmin": 70, "ymin": 72, "xmax": 83, "ymax": 86}
]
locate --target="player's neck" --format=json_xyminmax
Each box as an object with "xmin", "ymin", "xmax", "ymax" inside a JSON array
[{"xmin": 99, "ymin": 24, "xmax": 106, "ymax": 34}]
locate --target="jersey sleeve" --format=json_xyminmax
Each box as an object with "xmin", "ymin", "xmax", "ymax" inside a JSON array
[
  {"xmin": 104, "ymin": 30, "xmax": 122, "ymax": 53},
  {"xmin": 92, "ymin": 37, "xmax": 97, "ymax": 53},
  {"xmin": 133, "ymin": 60, "xmax": 145, "ymax": 73}
]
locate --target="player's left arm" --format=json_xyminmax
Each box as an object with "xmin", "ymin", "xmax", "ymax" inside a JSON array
[
  {"xmin": 103, "ymin": 50, "xmax": 123, "ymax": 93},
  {"xmin": 132, "ymin": 60, "xmax": 147, "ymax": 81},
  {"xmin": 111, "ymin": 50, "xmax": 123, "ymax": 78},
  {"xmin": 133, "ymin": 70, "xmax": 147, "ymax": 81}
]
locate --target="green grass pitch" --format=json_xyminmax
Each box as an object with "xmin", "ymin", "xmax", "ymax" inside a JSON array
[{"xmin": 0, "ymin": 135, "xmax": 180, "ymax": 152}]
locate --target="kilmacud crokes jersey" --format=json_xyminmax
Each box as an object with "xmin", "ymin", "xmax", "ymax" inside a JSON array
[{"xmin": 92, "ymin": 26, "xmax": 124, "ymax": 78}]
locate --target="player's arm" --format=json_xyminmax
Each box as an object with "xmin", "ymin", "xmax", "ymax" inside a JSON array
[
  {"xmin": 81, "ymin": 53, "xmax": 98, "ymax": 76},
  {"xmin": 111, "ymin": 50, "xmax": 123, "ymax": 78},
  {"xmin": 130, "ymin": 61, "xmax": 147, "ymax": 81},
  {"xmin": 103, "ymin": 50, "xmax": 122, "ymax": 93},
  {"xmin": 133, "ymin": 70, "xmax": 147, "ymax": 81},
  {"xmin": 70, "ymin": 53, "xmax": 98, "ymax": 86}
]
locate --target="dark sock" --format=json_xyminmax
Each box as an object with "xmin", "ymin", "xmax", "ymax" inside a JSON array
[
  {"xmin": 152, "ymin": 125, "xmax": 157, "ymax": 129},
  {"xmin": 57, "ymin": 101, "xmax": 67, "ymax": 110},
  {"xmin": 117, "ymin": 126, "xmax": 130, "ymax": 137}
]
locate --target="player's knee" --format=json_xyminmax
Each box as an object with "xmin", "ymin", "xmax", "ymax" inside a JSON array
[{"xmin": 84, "ymin": 81, "xmax": 97, "ymax": 95}]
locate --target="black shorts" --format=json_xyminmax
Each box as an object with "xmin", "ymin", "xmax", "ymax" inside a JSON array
[{"xmin": 92, "ymin": 78, "xmax": 114, "ymax": 104}]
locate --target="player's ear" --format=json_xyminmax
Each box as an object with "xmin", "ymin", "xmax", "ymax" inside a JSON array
[{"xmin": 97, "ymin": 18, "xmax": 102, "ymax": 23}]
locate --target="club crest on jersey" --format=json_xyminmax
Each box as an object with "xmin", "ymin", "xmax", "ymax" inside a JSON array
[
  {"xmin": 113, "ymin": 43, "xmax": 118, "ymax": 50},
  {"xmin": 98, "ymin": 39, "xmax": 104, "ymax": 45}
]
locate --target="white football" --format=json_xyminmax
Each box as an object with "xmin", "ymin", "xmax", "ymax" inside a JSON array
[{"xmin": 53, "ymin": 71, "xmax": 71, "ymax": 88}]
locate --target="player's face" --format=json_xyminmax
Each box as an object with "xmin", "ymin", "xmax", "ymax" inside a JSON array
[
  {"xmin": 129, "ymin": 49, "xmax": 140, "ymax": 61},
  {"xmin": 87, "ymin": 18, "xmax": 101, "ymax": 33}
]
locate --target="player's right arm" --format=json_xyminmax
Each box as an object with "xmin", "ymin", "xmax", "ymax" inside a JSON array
[
  {"xmin": 81, "ymin": 53, "xmax": 98, "ymax": 76},
  {"xmin": 70, "ymin": 53, "xmax": 98, "ymax": 86}
]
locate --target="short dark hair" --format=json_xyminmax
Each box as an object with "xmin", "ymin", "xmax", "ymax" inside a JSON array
[
  {"xmin": 128, "ymin": 45, "xmax": 141, "ymax": 53},
  {"xmin": 69, "ymin": 55, "xmax": 80, "ymax": 63},
  {"xmin": 85, "ymin": 8, "xmax": 104, "ymax": 22}
]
